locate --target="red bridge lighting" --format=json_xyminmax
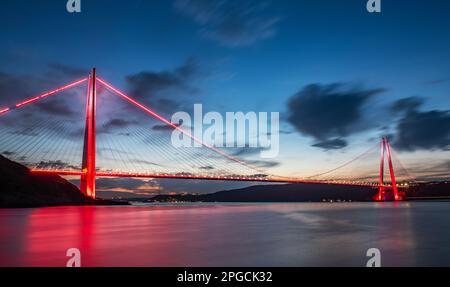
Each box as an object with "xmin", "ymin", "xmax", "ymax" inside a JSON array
[
  {"xmin": 0, "ymin": 78, "xmax": 88, "ymax": 116},
  {"xmin": 1, "ymin": 69, "xmax": 411, "ymax": 201},
  {"xmin": 96, "ymin": 77, "xmax": 263, "ymax": 173},
  {"xmin": 0, "ymin": 108, "xmax": 10, "ymax": 115}
]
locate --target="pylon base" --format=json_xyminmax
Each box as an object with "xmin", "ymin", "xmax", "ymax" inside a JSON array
[{"xmin": 375, "ymin": 188, "xmax": 404, "ymax": 201}]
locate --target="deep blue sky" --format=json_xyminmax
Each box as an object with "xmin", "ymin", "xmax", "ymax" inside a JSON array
[{"xmin": 1, "ymin": 0, "xmax": 449, "ymax": 196}]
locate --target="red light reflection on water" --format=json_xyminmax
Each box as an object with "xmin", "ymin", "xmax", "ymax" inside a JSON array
[
  {"xmin": 0, "ymin": 205, "xmax": 239, "ymax": 267},
  {"xmin": 0, "ymin": 203, "xmax": 426, "ymax": 267}
]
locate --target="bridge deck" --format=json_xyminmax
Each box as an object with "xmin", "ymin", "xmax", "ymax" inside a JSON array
[{"xmin": 31, "ymin": 169, "xmax": 377, "ymax": 187}]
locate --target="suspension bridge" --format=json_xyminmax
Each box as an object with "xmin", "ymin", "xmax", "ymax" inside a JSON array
[{"xmin": 0, "ymin": 69, "xmax": 416, "ymax": 201}]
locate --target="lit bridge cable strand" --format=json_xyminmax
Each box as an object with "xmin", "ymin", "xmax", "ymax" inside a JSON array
[
  {"xmin": 94, "ymin": 78, "xmax": 385, "ymax": 186},
  {"xmin": 389, "ymin": 144, "xmax": 417, "ymax": 184},
  {"xmin": 0, "ymin": 78, "xmax": 88, "ymax": 116},
  {"xmin": 96, "ymin": 77, "xmax": 268, "ymax": 176},
  {"xmin": 304, "ymin": 143, "xmax": 379, "ymax": 181}
]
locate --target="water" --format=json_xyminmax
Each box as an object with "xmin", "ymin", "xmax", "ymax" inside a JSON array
[{"xmin": 1, "ymin": 202, "xmax": 450, "ymax": 267}]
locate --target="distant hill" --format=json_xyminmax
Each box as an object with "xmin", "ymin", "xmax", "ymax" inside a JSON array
[
  {"xmin": 150, "ymin": 183, "xmax": 379, "ymax": 202},
  {"xmin": 407, "ymin": 182, "xmax": 450, "ymax": 199},
  {"xmin": 0, "ymin": 155, "xmax": 126, "ymax": 208},
  {"xmin": 150, "ymin": 182, "xmax": 450, "ymax": 203}
]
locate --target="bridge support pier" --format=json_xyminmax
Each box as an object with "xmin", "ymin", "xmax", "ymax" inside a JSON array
[{"xmin": 80, "ymin": 68, "xmax": 97, "ymax": 198}]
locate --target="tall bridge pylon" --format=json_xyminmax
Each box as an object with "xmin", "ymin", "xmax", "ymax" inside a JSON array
[
  {"xmin": 377, "ymin": 137, "xmax": 401, "ymax": 201},
  {"xmin": 80, "ymin": 68, "xmax": 97, "ymax": 198}
]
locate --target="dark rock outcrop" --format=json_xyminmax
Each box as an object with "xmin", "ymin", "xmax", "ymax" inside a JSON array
[{"xmin": 0, "ymin": 155, "xmax": 126, "ymax": 208}]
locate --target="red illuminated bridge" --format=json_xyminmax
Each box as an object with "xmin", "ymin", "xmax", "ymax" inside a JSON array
[{"xmin": 0, "ymin": 69, "xmax": 415, "ymax": 201}]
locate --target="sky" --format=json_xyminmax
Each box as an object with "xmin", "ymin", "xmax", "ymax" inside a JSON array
[{"xmin": 0, "ymin": 0, "xmax": 449, "ymax": 198}]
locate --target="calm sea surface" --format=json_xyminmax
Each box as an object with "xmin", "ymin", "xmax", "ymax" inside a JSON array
[{"xmin": 1, "ymin": 202, "xmax": 450, "ymax": 267}]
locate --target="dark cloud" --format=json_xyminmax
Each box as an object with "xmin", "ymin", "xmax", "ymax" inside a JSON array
[
  {"xmin": 35, "ymin": 160, "xmax": 80, "ymax": 170},
  {"xmin": 433, "ymin": 160, "xmax": 450, "ymax": 172},
  {"xmin": 133, "ymin": 159, "xmax": 161, "ymax": 167},
  {"xmin": 231, "ymin": 147, "xmax": 267, "ymax": 157},
  {"xmin": 392, "ymin": 97, "xmax": 450, "ymax": 151},
  {"xmin": 152, "ymin": 124, "xmax": 177, "ymax": 131},
  {"xmin": 391, "ymin": 97, "xmax": 424, "ymax": 113},
  {"xmin": 35, "ymin": 98, "xmax": 76, "ymax": 117},
  {"xmin": 154, "ymin": 99, "xmax": 180, "ymax": 113},
  {"xmin": 126, "ymin": 58, "xmax": 200, "ymax": 114},
  {"xmin": 98, "ymin": 147, "xmax": 130, "ymax": 155},
  {"xmin": 287, "ymin": 83, "xmax": 386, "ymax": 149},
  {"xmin": 0, "ymin": 63, "xmax": 88, "ymax": 111},
  {"xmin": 2, "ymin": 151, "xmax": 14, "ymax": 156},
  {"xmin": 279, "ymin": 130, "xmax": 293, "ymax": 135},
  {"xmin": 66, "ymin": 127, "xmax": 86, "ymax": 139},
  {"xmin": 174, "ymin": 0, "xmax": 279, "ymax": 47},
  {"xmin": 8, "ymin": 128, "xmax": 39, "ymax": 137},
  {"xmin": 245, "ymin": 160, "xmax": 280, "ymax": 168},
  {"xmin": 200, "ymin": 165, "xmax": 215, "ymax": 170},
  {"xmin": 244, "ymin": 173, "xmax": 270, "ymax": 178},
  {"xmin": 426, "ymin": 79, "xmax": 449, "ymax": 85},
  {"xmin": 312, "ymin": 138, "xmax": 348, "ymax": 150},
  {"xmin": 46, "ymin": 63, "xmax": 88, "ymax": 79},
  {"xmin": 99, "ymin": 118, "xmax": 138, "ymax": 134},
  {"xmin": 227, "ymin": 148, "xmax": 281, "ymax": 168},
  {"xmin": 0, "ymin": 72, "xmax": 35, "ymax": 106}
]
